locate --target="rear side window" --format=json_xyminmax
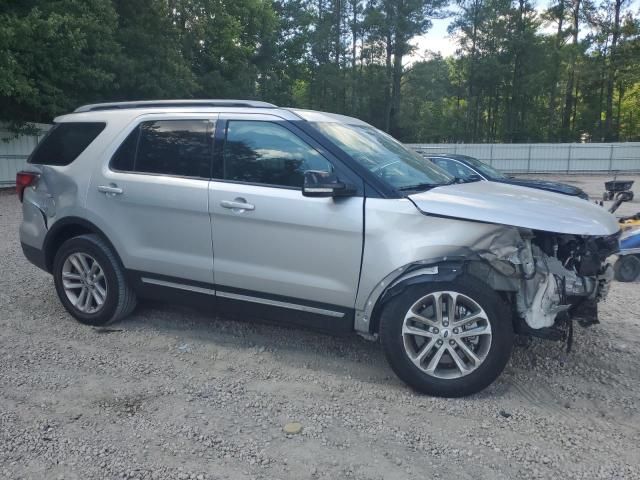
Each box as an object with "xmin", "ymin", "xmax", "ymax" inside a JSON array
[
  {"xmin": 111, "ymin": 120, "xmax": 213, "ymax": 178},
  {"xmin": 29, "ymin": 122, "xmax": 106, "ymax": 166}
]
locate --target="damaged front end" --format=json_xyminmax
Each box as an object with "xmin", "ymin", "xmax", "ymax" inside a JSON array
[
  {"xmin": 479, "ymin": 228, "xmax": 619, "ymax": 344},
  {"xmin": 406, "ymin": 177, "xmax": 622, "ymax": 342}
]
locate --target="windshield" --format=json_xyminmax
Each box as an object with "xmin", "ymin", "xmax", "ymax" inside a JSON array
[
  {"xmin": 461, "ymin": 156, "xmax": 506, "ymax": 180},
  {"xmin": 310, "ymin": 121, "xmax": 453, "ymax": 190}
]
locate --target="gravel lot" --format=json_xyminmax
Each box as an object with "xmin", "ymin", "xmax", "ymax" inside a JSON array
[{"xmin": 1, "ymin": 175, "xmax": 639, "ymax": 480}]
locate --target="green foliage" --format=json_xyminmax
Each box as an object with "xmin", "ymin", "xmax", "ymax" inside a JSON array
[
  {"xmin": 111, "ymin": 0, "xmax": 197, "ymax": 100},
  {"xmin": 0, "ymin": 0, "xmax": 638, "ymax": 141},
  {"xmin": 1, "ymin": 0, "xmax": 121, "ymax": 123}
]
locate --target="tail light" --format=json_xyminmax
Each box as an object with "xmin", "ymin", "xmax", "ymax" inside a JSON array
[{"xmin": 16, "ymin": 171, "xmax": 40, "ymax": 202}]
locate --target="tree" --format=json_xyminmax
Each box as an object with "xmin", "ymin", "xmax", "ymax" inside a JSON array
[
  {"xmin": 615, "ymin": 13, "xmax": 640, "ymax": 140},
  {"xmin": 0, "ymin": 0, "xmax": 121, "ymax": 125},
  {"xmin": 365, "ymin": 0, "xmax": 449, "ymax": 135},
  {"xmin": 542, "ymin": 0, "xmax": 569, "ymax": 140},
  {"xmin": 398, "ymin": 56, "xmax": 460, "ymax": 141},
  {"xmin": 560, "ymin": 0, "xmax": 588, "ymax": 140},
  {"xmin": 111, "ymin": 0, "xmax": 196, "ymax": 100},
  {"xmin": 1, "ymin": 0, "xmax": 638, "ymax": 142},
  {"xmin": 600, "ymin": 0, "xmax": 630, "ymax": 140}
]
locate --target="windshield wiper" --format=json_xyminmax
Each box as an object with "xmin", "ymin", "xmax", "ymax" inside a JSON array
[
  {"xmin": 398, "ymin": 182, "xmax": 442, "ymax": 191},
  {"xmin": 456, "ymin": 176, "xmax": 482, "ymax": 184}
]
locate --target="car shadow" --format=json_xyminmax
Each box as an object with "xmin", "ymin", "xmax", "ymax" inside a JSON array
[
  {"xmin": 115, "ymin": 299, "xmax": 401, "ymax": 388},
  {"xmin": 112, "ymin": 299, "xmax": 545, "ymax": 399}
]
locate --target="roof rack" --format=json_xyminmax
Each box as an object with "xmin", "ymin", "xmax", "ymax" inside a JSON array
[{"xmin": 74, "ymin": 99, "xmax": 277, "ymax": 113}]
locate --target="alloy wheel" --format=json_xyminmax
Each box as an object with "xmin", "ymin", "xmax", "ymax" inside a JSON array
[
  {"xmin": 61, "ymin": 252, "xmax": 108, "ymax": 314},
  {"xmin": 402, "ymin": 291, "xmax": 492, "ymax": 379}
]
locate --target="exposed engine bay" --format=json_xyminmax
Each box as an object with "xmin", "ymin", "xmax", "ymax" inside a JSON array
[
  {"xmin": 525, "ymin": 232, "xmax": 618, "ymax": 325},
  {"xmin": 477, "ymin": 228, "xmax": 620, "ymax": 341}
]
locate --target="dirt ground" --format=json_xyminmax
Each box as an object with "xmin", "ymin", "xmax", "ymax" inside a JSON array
[{"xmin": 1, "ymin": 175, "xmax": 639, "ymax": 480}]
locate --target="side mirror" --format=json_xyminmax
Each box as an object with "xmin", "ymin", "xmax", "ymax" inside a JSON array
[
  {"xmin": 302, "ymin": 170, "xmax": 356, "ymax": 198},
  {"xmin": 467, "ymin": 173, "xmax": 483, "ymax": 182}
]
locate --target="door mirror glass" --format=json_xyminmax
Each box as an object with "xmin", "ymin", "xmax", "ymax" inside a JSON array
[{"xmin": 302, "ymin": 170, "xmax": 355, "ymax": 197}]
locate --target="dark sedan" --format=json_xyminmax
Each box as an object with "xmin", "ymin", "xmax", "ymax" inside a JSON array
[{"xmin": 425, "ymin": 154, "xmax": 590, "ymax": 200}]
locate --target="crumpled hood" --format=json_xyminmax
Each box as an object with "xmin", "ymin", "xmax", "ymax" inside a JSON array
[{"xmin": 408, "ymin": 181, "xmax": 620, "ymax": 236}]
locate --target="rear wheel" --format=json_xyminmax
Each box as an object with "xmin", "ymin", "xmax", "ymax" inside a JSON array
[
  {"xmin": 53, "ymin": 234, "xmax": 136, "ymax": 325},
  {"xmin": 379, "ymin": 278, "xmax": 513, "ymax": 397}
]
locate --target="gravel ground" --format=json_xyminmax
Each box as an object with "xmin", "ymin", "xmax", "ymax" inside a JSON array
[{"xmin": 1, "ymin": 175, "xmax": 640, "ymax": 480}]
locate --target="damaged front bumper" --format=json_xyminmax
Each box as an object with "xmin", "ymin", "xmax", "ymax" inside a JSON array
[
  {"xmin": 355, "ymin": 225, "xmax": 619, "ymax": 341},
  {"xmin": 516, "ymin": 245, "xmax": 614, "ymax": 330},
  {"xmin": 478, "ymin": 228, "xmax": 619, "ymax": 338}
]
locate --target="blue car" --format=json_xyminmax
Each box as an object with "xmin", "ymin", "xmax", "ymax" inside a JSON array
[{"xmin": 426, "ymin": 154, "xmax": 590, "ymax": 200}]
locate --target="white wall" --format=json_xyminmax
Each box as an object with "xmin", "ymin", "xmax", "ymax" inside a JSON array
[
  {"xmin": 408, "ymin": 142, "xmax": 640, "ymax": 173},
  {"xmin": 0, "ymin": 124, "xmax": 50, "ymax": 185}
]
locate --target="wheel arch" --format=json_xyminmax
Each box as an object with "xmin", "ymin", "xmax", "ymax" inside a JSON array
[
  {"xmin": 363, "ymin": 258, "xmax": 518, "ymax": 336},
  {"xmin": 43, "ymin": 217, "xmax": 123, "ymax": 273}
]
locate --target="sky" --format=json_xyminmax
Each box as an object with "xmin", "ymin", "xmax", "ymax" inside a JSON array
[{"xmin": 408, "ymin": 0, "xmax": 640, "ymax": 62}]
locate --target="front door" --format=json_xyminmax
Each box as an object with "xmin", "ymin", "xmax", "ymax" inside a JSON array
[{"xmin": 209, "ymin": 115, "xmax": 364, "ymax": 318}]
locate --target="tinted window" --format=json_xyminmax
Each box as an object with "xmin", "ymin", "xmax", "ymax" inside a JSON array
[
  {"xmin": 29, "ymin": 122, "xmax": 105, "ymax": 166},
  {"xmin": 461, "ymin": 155, "xmax": 506, "ymax": 179},
  {"xmin": 111, "ymin": 126, "xmax": 140, "ymax": 172},
  {"xmin": 433, "ymin": 158, "xmax": 475, "ymax": 179},
  {"xmin": 223, "ymin": 121, "xmax": 332, "ymax": 188},
  {"xmin": 111, "ymin": 120, "xmax": 213, "ymax": 178}
]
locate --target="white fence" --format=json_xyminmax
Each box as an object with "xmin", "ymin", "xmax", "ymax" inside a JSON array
[
  {"xmin": 408, "ymin": 142, "xmax": 640, "ymax": 174},
  {"xmin": 1, "ymin": 130, "xmax": 640, "ymax": 186},
  {"xmin": 0, "ymin": 125, "xmax": 50, "ymax": 186}
]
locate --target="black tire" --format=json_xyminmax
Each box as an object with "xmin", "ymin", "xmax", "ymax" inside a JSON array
[
  {"xmin": 53, "ymin": 234, "xmax": 137, "ymax": 326},
  {"xmin": 614, "ymin": 255, "xmax": 640, "ymax": 282},
  {"xmin": 379, "ymin": 277, "xmax": 514, "ymax": 397}
]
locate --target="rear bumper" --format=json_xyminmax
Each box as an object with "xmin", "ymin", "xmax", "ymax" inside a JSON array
[{"xmin": 21, "ymin": 242, "xmax": 48, "ymax": 272}]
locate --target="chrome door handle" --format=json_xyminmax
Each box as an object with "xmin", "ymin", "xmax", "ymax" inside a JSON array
[
  {"xmin": 97, "ymin": 185, "xmax": 123, "ymax": 195},
  {"xmin": 220, "ymin": 199, "xmax": 255, "ymax": 211}
]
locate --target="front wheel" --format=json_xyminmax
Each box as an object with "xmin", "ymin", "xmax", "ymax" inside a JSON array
[{"xmin": 379, "ymin": 278, "xmax": 513, "ymax": 397}]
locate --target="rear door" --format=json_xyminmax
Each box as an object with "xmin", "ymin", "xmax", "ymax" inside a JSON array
[
  {"xmin": 87, "ymin": 114, "xmax": 216, "ymax": 286},
  {"xmin": 208, "ymin": 114, "xmax": 364, "ymax": 320}
]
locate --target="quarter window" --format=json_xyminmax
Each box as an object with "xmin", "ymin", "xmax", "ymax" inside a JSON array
[
  {"xmin": 29, "ymin": 122, "xmax": 106, "ymax": 166},
  {"xmin": 110, "ymin": 126, "xmax": 139, "ymax": 172},
  {"xmin": 222, "ymin": 121, "xmax": 332, "ymax": 188},
  {"xmin": 111, "ymin": 120, "xmax": 213, "ymax": 178}
]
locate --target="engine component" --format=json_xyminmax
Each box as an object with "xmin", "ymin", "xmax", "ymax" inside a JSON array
[
  {"xmin": 510, "ymin": 231, "xmax": 617, "ymax": 331},
  {"xmin": 521, "ymin": 273, "xmax": 570, "ymax": 329}
]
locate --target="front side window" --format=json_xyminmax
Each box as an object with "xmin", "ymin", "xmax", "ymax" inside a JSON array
[
  {"xmin": 460, "ymin": 155, "xmax": 505, "ymax": 180},
  {"xmin": 433, "ymin": 158, "xmax": 477, "ymax": 180},
  {"xmin": 29, "ymin": 122, "xmax": 106, "ymax": 166},
  {"xmin": 222, "ymin": 120, "xmax": 332, "ymax": 188},
  {"xmin": 310, "ymin": 121, "xmax": 453, "ymax": 191},
  {"xmin": 111, "ymin": 120, "xmax": 213, "ymax": 178}
]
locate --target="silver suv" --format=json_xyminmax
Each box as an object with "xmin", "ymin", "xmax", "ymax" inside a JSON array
[{"xmin": 18, "ymin": 100, "xmax": 620, "ymax": 397}]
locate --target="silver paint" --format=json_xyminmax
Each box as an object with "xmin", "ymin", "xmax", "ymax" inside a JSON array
[
  {"xmin": 216, "ymin": 291, "xmax": 345, "ymax": 317},
  {"xmin": 20, "ymin": 104, "xmax": 620, "ymax": 340},
  {"xmin": 408, "ymin": 181, "xmax": 619, "ymax": 236}
]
